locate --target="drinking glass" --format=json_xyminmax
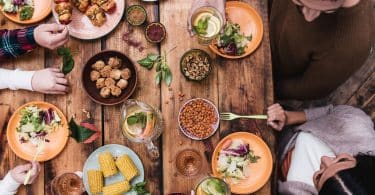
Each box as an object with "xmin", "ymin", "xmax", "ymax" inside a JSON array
[
  {"xmin": 195, "ymin": 176, "xmax": 231, "ymax": 195},
  {"xmin": 191, "ymin": 6, "xmax": 224, "ymax": 45},
  {"xmin": 120, "ymin": 99, "xmax": 163, "ymax": 160}
]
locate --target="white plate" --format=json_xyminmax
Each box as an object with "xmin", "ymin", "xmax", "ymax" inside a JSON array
[{"xmin": 82, "ymin": 144, "xmax": 145, "ymax": 195}]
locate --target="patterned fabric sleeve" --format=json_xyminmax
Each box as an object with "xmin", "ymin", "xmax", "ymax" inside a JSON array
[{"xmin": 0, "ymin": 26, "xmax": 38, "ymax": 62}]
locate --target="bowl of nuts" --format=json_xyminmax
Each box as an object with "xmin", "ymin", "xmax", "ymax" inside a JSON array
[
  {"xmin": 82, "ymin": 50, "xmax": 137, "ymax": 105},
  {"xmin": 180, "ymin": 49, "xmax": 212, "ymax": 81},
  {"xmin": 178, "ymin": 98, "xmax": 220, "ymax": 140}
]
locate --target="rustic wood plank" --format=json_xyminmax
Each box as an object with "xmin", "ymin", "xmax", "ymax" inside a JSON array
[
  {"xmin": 103, "ymin": 1, "xmax": 162, "ymax": 194},
  {"xmin": 44, "ymin": 35, "xmax": 102, "ymax": 194},
  {"xmin": 159, "ymin": 0, "xmax": 220, "ymax": 193},
  {"xmin": 217, "ymin": 0, "xmax": 275, "ymax": 195},
  {"xmin": 0, "ymin": 18, "xmax": 45, "ymax": 195}
]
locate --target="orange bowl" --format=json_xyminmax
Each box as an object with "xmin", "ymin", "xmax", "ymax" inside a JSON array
[
  {"xmin": 0, "ymin": 0, "xmax": 51, "ymax": 24},
  {"xmin": 209, "ymin": 1, "xmax": 264, "ymax": 59},
  {"xmin": 6, "ymin": 101, "xmax": 69, "ymax": 162},
  {"xmin": 211, "ymin": 132, "xmax": 273, "ymax": 194}
]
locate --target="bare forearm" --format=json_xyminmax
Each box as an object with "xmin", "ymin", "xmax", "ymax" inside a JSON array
[{"xmin": 285, "ymin": 111, "xmax": 306, "ymax": 126}]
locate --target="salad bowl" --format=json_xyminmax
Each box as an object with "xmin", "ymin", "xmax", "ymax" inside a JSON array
[
  {"xmin": 211, "ymin": 132, "xmax": 272, "ymax": 194},
  {"xmin": 0, "ymin": 0, "xmax": 51, "ymax": 24},
  {"xmin": 6, "ymin": 101, "xmax": 69, "ymax": 162},
  {"xmin": 209, "ymin": 1, "xmax": 264, "ymax": 59}
]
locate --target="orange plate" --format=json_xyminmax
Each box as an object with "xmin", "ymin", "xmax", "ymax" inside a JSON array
[
  {"xmin": 7, "ymin": 101, "xmax": 69, "ymax": 162},
  {"xmin": 209, "ymin": 1, "xmax": 264, "ymax": 59},
  {"xmin": 52, "ymin": 0, "xmax": 125, "ymax": 40},
  {"xmin": 212, "ymin": 132, "xmax": 273, "ymax": 194},
  {"xmin": 0, "ymin": 0, "xmax": 51, "ymax": 24}
]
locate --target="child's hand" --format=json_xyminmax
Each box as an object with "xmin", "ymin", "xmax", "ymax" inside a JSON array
[
  {"xmin": 187, "ymin": 0, "xmax": 226, "ymax": 36},
  {"xmin": 10, "ymin": 162, "xmax": 40, "ymax": 184},
  {"xmin": 34, "ymin": 23, "xmax": 69, "ymax": 50},
  {"xmin": 267, "ymin": 103, "xmax": 286, "ymax": 131},
  {"xmin": 31, "ymin": 68, "xmax": 69, "ymax": 94}
]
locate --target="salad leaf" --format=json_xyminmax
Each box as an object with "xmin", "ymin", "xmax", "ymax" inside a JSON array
[
  {"xmin": 216, "ymin": 22, "xmax": 252, "ymax": 56},
  {"xmin": 132, "ymin": 181, "xmax": 151, "ymax": 195},
  {"xmin": 19, "ymin": 5, "xmax": 33, "ymax": 21},
  {"xmin": 68, "ymin": 118, "xmax": 98, "ymax": 143}
]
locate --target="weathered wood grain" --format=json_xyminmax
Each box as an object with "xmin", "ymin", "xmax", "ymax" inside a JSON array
[
  {"xmin": 103, "ymin": 1, "xmax": 162, "ymax": 194},
  {"xmin": 160, "ymin": 0, "xmax": 220, "ymax": 193},
  {"xmin": 0, "ymin": 18, "xmax": 45, "ymax": 195},
  {"xmin": 217, "ymin": 0, "xmax": 275, "ymax": 195}
]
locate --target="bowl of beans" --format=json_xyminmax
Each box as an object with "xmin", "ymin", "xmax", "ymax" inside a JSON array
[{"xmin": 178, "ymin": 98, "xmax": 219, "ymax": 140}]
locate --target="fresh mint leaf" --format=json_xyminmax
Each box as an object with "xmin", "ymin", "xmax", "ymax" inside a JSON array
[
  {"xmin": 132, "ymin": 181, "xmax": 150, "ymax": 195},
  {"xmin": 57, "ymin": 47, "xmax": 74, "ymax": 75},
  {"xmin": 126, "ymin": 112, "xmax": 147, "ymax": 128},
  {"xmin": 127, "ymin": 116, "xmax": 138, "ymax": 125},
  {"xmin": 147, "ymin": 53, "xmax": 159, "ymax": 61},
  {"xmin": 163, "ymin": 69, "xmax": 172, "ymax": 86},
  {"xmin": 155, "ymin": 71, "xmax": 162, "ymax": 85},
  {"xmin": 194, "ymin": 16, "xmax": 210, "ymax": 35}
]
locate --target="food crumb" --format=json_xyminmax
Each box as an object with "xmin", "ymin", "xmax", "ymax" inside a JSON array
[
  {"xmin": 165, "ymin": 101, "xmax": 169, "ymax": 104},
  {"xmin": 82, "ymin": 109, "xmax": 91, "ymax": 119},
  {"xmin": 178, "ymin": 141, "xmax": 183, "ymax": 145}
]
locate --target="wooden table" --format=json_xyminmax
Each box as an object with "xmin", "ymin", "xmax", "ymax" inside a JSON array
[{"xmin": 0, "ymin": 0, "xmax": 274, "ymax": 194}]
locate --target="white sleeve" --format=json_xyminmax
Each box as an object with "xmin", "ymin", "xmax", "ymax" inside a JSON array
[
  {"xmin": 0, "ymin": 68, "xmax": 35, "ymax": 91},
  {"xmin": 0, "ymin": 172, "xmax": 21, "ymax": 195}
]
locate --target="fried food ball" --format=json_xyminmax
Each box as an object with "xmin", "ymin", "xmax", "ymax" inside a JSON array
[
  {"xmin": 116, "ymin": 79, "xmax": 128, "ymax": 89},
  {"xmin": 110, "ymin": 86, "xmax": 122, "ymax": 97},
  {"xmin": 85, "ymin": 5, "xmax": 106, "ymax": 27},
  {"xmin": 73, "ymin": 0, "xmax": 90, "ymax": 12},
  {"xmin": 96, "ymin": 78, "xmax": 105, "ymax": 89},
  {"xmin": 104, "ymin": 78, "xmax": 116, "ymax": 87},
  {"xmin": 110, "ymin": 69, "xmax": 122, "ymax": 80},
  {"xmin": 100, "ymin": 65, "xmax": 112, "ymax": 78},
  {"xmin": 100, "ymin": 87, "xmax": 111, "ymax": 98},
  {"xmin": 92, "ymin": 60, "xmax": 105, "ymax": 71},
  {"xmin": 121, "ymin": 68, "xmax": 131, "ymax": 80},
  {"xmin": 90, "ymin": 70, "xmax": 101, "ymax": 81},
  {"xmin": 108, "ymin": 57, "xmax": 122, "ymax": 69}
]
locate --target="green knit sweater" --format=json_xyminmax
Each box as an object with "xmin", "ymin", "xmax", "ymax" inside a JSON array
[{"xmin": 270, "ymin": 0, "xmax": 375, "ymax": 100}]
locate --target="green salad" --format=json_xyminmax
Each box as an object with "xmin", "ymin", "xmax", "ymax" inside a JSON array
[
  {"xmin": 216, "ymin": 22, "xmax": 252, "ymax": 56},
  {"xmin": 0, "ymin": 0, "xmax": 34, "ymax": 20},
  {"xmin": 17, "ymin": 106, "xmax": 62, "ymax": 145}
]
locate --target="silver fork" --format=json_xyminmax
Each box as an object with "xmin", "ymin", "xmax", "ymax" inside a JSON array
[{"xmin": 220, "ymin": 112, "xmax": 268, "ymax": 121}]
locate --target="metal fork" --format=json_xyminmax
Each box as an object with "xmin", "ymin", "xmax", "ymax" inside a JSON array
[
  {"xmin": 220, "ymin": 112, "xmax": 268, "ymax": 121},
  {"xmin": 24, "ymin": 138, "xmax": 45, "ymax": 185}
]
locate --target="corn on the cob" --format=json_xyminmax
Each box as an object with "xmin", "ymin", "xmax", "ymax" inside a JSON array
[
  {"xmin": 102, "ymin": 180, "xmax": 131, "ymax": 195},
  {"xmin": 87, "ymin": 170, "xmax": 103, "ymax": 194},
  {"xmin": 99, "ymin": 151, "xmax": 118, "ymax": 177},
  {"xmin": 115, "ymin": 154, "xmax": 139, "ymax": 181}
]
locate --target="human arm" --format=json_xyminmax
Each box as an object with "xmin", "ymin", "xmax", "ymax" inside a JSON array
[
  {"xmin": 0, "ymin": 162, "xmax": 40, "ymax": 195},
  {"xmin": 0, "ymin": 24, "xmax": 68, "ymax": 62},
  {"xmin": 267, "ymin": 103, "xmax": 307, "ymax": 131},
  {"xmin": 0, "ymin": 68, "xmax": 69, "ymax": 94}
]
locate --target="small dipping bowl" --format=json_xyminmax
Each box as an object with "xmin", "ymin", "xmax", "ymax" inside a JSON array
[{"xmin": 178, "ymin": 98, "xmax": 219, "ymax": 140}]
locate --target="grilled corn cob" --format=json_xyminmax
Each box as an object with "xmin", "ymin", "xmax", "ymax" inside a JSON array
[
  {"xmin": 87, "ymin": 170, "xmax": 103, "ymax": 194},
  {"xmin": 99, "ymin": 151, "xmax": 118, "ymax": 177},
  {"xmin": 102, "ymin": 180, "xmax": 131, "ymax": 195},
  {"xmin": 115, "ymin": 154, "xmax": 139, "ymax": 181}
]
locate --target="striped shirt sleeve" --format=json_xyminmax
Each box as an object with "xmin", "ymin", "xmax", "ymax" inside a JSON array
[{"xmin": 0, "ymin": 26, "xmax": 38, "ymax": 62}]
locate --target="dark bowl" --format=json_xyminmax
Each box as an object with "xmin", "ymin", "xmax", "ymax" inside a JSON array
[
  {"xmin": 82, "ymin": 50, "xmax": 138, "ymax": 106},
  {"xmin": 180, "ymin": 49, "xmax": 212, "ymax": 81}
]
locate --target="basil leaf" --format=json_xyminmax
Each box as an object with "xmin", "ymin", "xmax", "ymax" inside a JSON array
[
  {"xmin": 147, "ymin": 53, "xmax": 159, "ymax": 61},
  {"xmin": 155, "ymin": 61, "xmax": 161, "ymax": 71},
  {"xmin": 138, "ymin": 58, "xmax": 154, "ymax": 69},
  {"xmin": 62, "ymin": 56, "xmax": 74, "ymax": 75},
  {"xmin": 127, "ymin": 116, "xmax": 138, "ymax": 125},
  {"xmin": 155, "ymin": 71, "xmax": 162, "ymax": 85},
  {"xmin": 68, "ymin": 118, "xmax": 95, "ymax": 143},
  {"xmin": 163, "ymin": 69, "xmax": 172, "ymax": 86},
  {"xmin": 57, "ymin": 47, "xmax": 70, "ymax": 56}
]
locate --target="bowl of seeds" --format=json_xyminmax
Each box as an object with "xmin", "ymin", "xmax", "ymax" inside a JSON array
[
  {"xmin": 180, "ymin": 49, "xmax": 212, "ymax": 81},
  {"xmin": 178, "ymin": 98, "xmax": 219, "ymax": 140}
]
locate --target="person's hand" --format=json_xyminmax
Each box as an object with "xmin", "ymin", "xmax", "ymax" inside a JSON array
[
  {"xmin": 267, "ymin": 103, "xmax": 286, "ymax": 131},
  {"xmin": 31, "ymin": 68, "xmax": 69, "ymax": 94},
  {"xmin": 34, "ymin": 23, "xmax": 69, "ymax": 50},
  {"xmin": 10, "ymin": 162, "xmax": 41, "ymax": 184},
  {"xmin": 187, "ymin": 0, "xmax": 226, "ymax": 36}
]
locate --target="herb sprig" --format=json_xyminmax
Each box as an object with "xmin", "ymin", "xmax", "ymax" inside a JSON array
[
  {"xmin": 127, "ymin": 112, "xmax": 147, "ymax": 128},
  {"xmin": 138, "ymin": 47, "xmax": 176, "ymax": 86},
  {"xmin": 132, "ymin": 181, "xmax": 151, "ymax": 195},
  {"xmin": 194, "ymin": 16, "xmax": 210, "ymax": 35},
  {"xmin": 57, "ymin": 46, "xmax": 75, "ymax": 75}
]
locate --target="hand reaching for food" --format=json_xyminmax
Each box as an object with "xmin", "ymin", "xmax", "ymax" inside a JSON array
[
  {"xmin": 10, "ymin": 162, "xmax": 40, "ymax": 185},
  {"xmin": 31, "ymin": 68, "xmax": 69, "ymax": 95},
  {"xmin": 34, "ymin": 24, "xmax": 69, "ymax": 50},
  {"xmin": 266, "ymin": 103, "xmax": 286, "ymax": 131},
  {"xmin": 187, "ymin": 0, "xmax": 226, "ymax": 36}
]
